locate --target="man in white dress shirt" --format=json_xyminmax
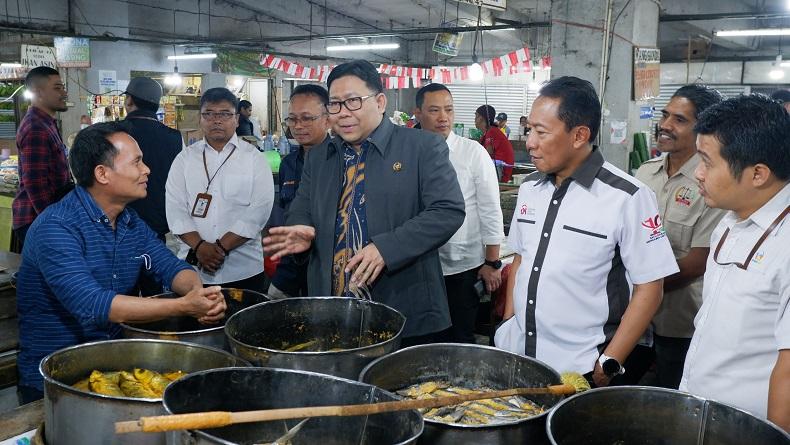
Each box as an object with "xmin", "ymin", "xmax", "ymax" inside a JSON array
[
  {"xmin": 166, "ymin": 88, "xmax": 274, "ymax": 291},
  {"xmin": 415, "ymin": 83, "xmax": 504, "ymax": 343},
  {"xmin": 679, "ymin": 94, "xmax": 789, "ymax": 431}
]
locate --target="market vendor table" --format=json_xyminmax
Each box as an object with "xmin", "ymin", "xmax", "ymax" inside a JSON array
[{"xmin": 0, "ymin": 399, "xmax": 42, "ymax": 441}]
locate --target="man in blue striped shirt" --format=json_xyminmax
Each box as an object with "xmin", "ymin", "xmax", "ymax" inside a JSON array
[{"xmin": 16, "ymin": 122, "xmax": 226, "ymax": 403}]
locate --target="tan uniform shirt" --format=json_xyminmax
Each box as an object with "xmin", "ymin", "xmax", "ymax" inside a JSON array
[{"xmin": 635, "ymin": 154, "xmax": 725, "ymax": 338}]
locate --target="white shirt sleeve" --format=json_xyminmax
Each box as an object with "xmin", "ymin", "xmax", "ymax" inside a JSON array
[
  {"xmin": 227, "ymin": 152, "xmax": 274, "ymax": 239},
  {"xmin": 776, "ymin": 274, "xmax": 790, "ymax": 351},
  {"xmin": 165, "ymin": 150, "xmax": 199, "ymax": 236},
  {"xmin": 507, "ymin": 186, "xmax": 526, "ymax": 254},
  {"xmin": 618, "ymin": 186, "xmax": 680, "ymax": 284},
  {"xmin": 474, "ymin": 143, "xmax": 505, "ymax": 246}
]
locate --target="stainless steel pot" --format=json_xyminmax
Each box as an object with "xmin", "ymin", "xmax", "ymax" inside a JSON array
[
  {"xmin": 225, "ymin": 297, "xmax": 405, "ymax": 379},
  {"xmin": 121, "ymin": 288, "xmax": 268, "ymax": 350},
  {"xmin": 546, "ymin": 386, "xmax": 790, "ymax": 445},
  {"xmin": 162, "ymin": 367, "xmax": 423, "ymax": 445},
  {"xmin": 358, "ymin": 343, "xmax": 564, "ymax": 445},
  {"xmin": 40, "ymin": 339, "xmax": 249, "ymax": 445}
]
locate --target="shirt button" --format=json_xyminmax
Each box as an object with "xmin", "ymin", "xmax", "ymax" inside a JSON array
[
  {"xmin": 529, "ymin": 299, "xmax": 534, "ymax": 304},
  {"xmin": 552, "ymin": 200, "xmax": 558, "ymax": 205},
  {"xmin": 533, "ymin": 266, "xmax": 539, "ymax": 272},
  {"xmin": 112, "ymin": 274, "xmax": 117, "ymax": 279},
  {"xmin": 543, "ymin": 233, "xmax": 549, "ymax": 237},
  {"xmin": 528, "ymin": 331, "xmax": 534, "ymax": 336}
]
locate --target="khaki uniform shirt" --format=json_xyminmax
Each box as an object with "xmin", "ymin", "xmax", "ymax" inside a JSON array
[{"xmin": 636, "ymin": 154, "xmax": 725, "ymax": 338}]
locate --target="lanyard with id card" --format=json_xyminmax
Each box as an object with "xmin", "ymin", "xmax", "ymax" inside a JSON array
[{"xmin": 192, "ymin": 145, "xmax": 237, "ymax": 218}]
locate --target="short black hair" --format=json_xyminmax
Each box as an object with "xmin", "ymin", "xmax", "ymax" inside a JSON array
[
  {"xmin": 237, "ymin": 99, "xmax": 252, "ymax": 112},
  {"xmin": 476, "ymin": 104, "xmax": 496, "ymax": 126},
  {"xmin": 327, "ymin": 60, "xmax": 383, "ymax": 94},
  {"xmin": 538, "ymin": 76, "xmax": 601, "ymax": 142},
  {"xmin": 290, "ymin": 84, "xmax": 329, "ymax": 106},
  {"xmin": 69, "ymin": 121, "xmax": 133, "ymax": 187},
  {"xmin": 25, "ymin": 66, "xmax": 60, "ymax": 89},
  {"xmin": 416, "ymin": 83, "xmax": 451, "ymax": 109},
  {"xmin": 671, "ymin": 84, "xmax": 723, "ymax": 119},
  {"xmin": 127, "ymin": 94, "xmax": 159, "ymax": 113},
  {"xmin": 694, "ymin": 94, "xmax": 790, "ymax": 181},
  {"xmin": 770, "ymin": 89, "xmax": 790, "ymax": 103},
  {"xmin": 200, "ymin": 87, "xmax": 238, "ymax": 111}
]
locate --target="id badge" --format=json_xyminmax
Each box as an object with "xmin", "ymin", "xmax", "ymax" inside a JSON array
[{"xmin": 191, "ymin": 193, "xmax": 212, "ymax": 218}]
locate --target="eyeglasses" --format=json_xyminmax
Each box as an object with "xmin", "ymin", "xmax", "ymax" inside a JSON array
[
  {"xmin": 325, "ymin": 94, "xmax": 377, "ymax": 114},
  {"xmin": 713, "ymin": 206, "xmax": 788, "ymax": 270},
  {"xmin": 200, "ymin": 111, "xmax": 236, "ymax": 121},
  {"xmin": 284, "ymin": 114, "xmax": 325, "ymax": 126}
]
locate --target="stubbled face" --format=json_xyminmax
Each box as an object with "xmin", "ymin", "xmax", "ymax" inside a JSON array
[
  {"xmin": 327, "ymin": 75, "xmax": 386, "ymax": 148},
  {"xmin": 694, "ymin": 133, "xmax": 750, "ymax": 212},
  {"xmin": 657, "ymin": 96, "xmax": 697, "ymax": 156},
  {"xmin": 287, "ymin": 94, "xmax": 329, "ymax": 149},
  {"xmin": 416, "ymin": 90, "xmax": 454, "ymax": 139},
  {"xmin": 105, "ymin": 132, "xmax": 150, "ymax": 201},
  {"xmin": 200, "ymin": 100, "xmax": 238, "ymax": 147},
  {"xmin": 33, "ymin": 74, "xmax": 68, "ymax": 113},
  {"xmin": 525, "ymin": 96, "xmax": 578, "ymax": 176}
]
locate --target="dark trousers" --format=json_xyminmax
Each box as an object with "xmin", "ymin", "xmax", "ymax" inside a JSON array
[
  {"xmin": 271, "ymin": 255, "xmax": 309, "ymax": 297},
  {"xmin": 13, "ymin": 224, "xmax": 30, "ymax": 253},
  {"xmin": 654, "ymin": 334, "xmax": 692, "ymax": 389},
  {"xmin": 399, "ymin": 330, "xmax": 447, "ymax": 349},
  {"xmin": 442, "ymin": 267, "xmax": 481, "ymax": 343},
  {"xmin": 17, "ymin": 385, "xmax": 43, "ymax": 405},
  {"xmin": 210, "ymin": 271, "xmax": 268, "ymax": 293}
]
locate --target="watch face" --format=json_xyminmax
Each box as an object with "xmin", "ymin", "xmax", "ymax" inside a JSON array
[{"xmin": 602, "ymin": 358, "xmax": 621, "ymax": 376}]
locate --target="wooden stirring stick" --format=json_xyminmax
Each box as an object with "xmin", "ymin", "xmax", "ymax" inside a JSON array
[{"xmin": 116, "ymin": 383, "xmax": 577, "ymax": 434}]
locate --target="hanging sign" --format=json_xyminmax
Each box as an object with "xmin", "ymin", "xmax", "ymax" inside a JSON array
[
  {"xmin": 99, "ymin": 70, "xmax": 117, "ymax": 94},
  {"xmin": 432, "ymin": 32, "xmax": 463, "ymax": 57},
  {"xmin": 454, "ymin": 0, "xmax": 506, "ymax": 11},
  {"xmin": 54, "ymin": 37, "xmax": 91, "ymax": 68},
  {"xmin": 21, "ymin": 44, "xmax": 57, "ymax": 69},
  {"xmin": 633, "ymin": 47, "xmax": 660, "ymax": 101}
]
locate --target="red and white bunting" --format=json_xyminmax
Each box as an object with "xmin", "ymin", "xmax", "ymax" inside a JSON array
[{"xmin": 259, "ymin": 47, "xmax": 537, "ymax": 87}]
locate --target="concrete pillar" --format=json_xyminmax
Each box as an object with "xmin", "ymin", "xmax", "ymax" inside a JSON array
[{"xmin": 549, "ymin": 0, "xmax": 659, "ymax": 171}]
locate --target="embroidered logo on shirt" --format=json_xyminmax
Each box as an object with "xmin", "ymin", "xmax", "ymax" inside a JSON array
[
  {"xmin": 519, "ymin": 203, "xmax": 536, "ymax": 217},
  {"xmin": 674, "ymin": 186, "xmax": 695, "ymax": 207},
  {"xmin": 751, "ymin": 251, "xmax": 765, "ymax": 265},
  {"xmin": 642, "ymin": 214, "xmax": 667, "ymax": 243}
]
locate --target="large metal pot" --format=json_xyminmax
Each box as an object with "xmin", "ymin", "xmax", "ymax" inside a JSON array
[
  {"xmin": 121, "ymin": 288, "xmax": 268, "ymax": 350},
  {"xmin": 163, "ymin": 367, "xmax": 423, "ymax": 445},
  {"xmin": 359, "ymin": 343, "xmax": 564, "ymax": 445},
  {"xmin": 546, "ymin": 386, "xmax": 790, "ymax": 445},
  {"xmin": 40, "ymin": 339, "xmax": 249, "ymax": 445},
  {"xmin": 225, "ymin": 297, "xmax": 405, "ymax": 379}
]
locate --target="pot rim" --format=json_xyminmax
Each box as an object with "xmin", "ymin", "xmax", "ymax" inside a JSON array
[
  {"xmin": 224, "ymin": 296, "xmax": 407, "ymax": 356},
  {"xmin": 359, "ymin": 342, "xmax": 562, "ymax": 429},
  {"xmin": 162, "ymin": 366, "xmax": 425, "ymax": 445},
  {"xmin": 544, "ymin": 385, "xmax": 790, "ymax": 443},
  {"xmin": 39, "ymin": 338, "xmax": 247, "ymax": 403},
  {"xmin": 119, "ymin": 288, "xmax": 268, "ymax": 336}
]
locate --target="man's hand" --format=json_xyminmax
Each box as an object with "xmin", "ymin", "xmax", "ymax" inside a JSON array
[
  {"xmin": 592, "ymin": 360, "xmax": 613, "ymax": 387},
  {"xmin": 196, "ymin": 242, "xmax": 225, "ymax": 273},
  {"xmin": 478, "ymin": 265, "xmax": 502, "ymax": 292},
  {"xmin": 263, "ymin": 225, "xmax": 316, "ymax": 260},
  {"xmin": 347, "ymin": 243, "xmax": 385, "ymax": 286},
  {"xmin": 180, "ymin": 285, "xmax": 226, "ymax": 324}
]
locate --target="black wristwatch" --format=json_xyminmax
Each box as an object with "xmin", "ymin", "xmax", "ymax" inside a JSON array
[
  {"xmin": 484, "ymin": 259, "xmax": 502, "ymax": 270},
  {"xmin": 598, "ymin": 354, "xmax": 626, "ymax": 378}
]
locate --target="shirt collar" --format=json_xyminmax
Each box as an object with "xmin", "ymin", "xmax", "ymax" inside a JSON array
[
  {"xmin": 202, "ymin": 133, "xmax": 240, "ymax": 154},
  {"xmin": 75, "ymin": 185, "xmax": 132, "ymax": 227},
  {"xmin": 126, "ymin": 109, "xmax": 158, "ymax": 120},
  {"xmin": 28, "ymin": 105, "xmax": 57, "ymax": 125},
  {"xmin": 658, "ymin": 152, "xmax": 700, "ymax": 180},
  {"xmin": 536, "ymin": 146, "xmax": 604, "ymax": 188},
  {"xmin": 446, "ymin": 131, "xmax": 459, "ymax": 151},
  {"xmin": 745, "ymin": 182, "xmax": 790, "ymax": 231},
  {"xmin": 327, "ymin": 116, "xmax": 391, "ymax": 159}
]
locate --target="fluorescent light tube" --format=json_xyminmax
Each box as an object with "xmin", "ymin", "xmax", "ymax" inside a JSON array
[
  {"xmin": 715, "ymin": 29, "xmax": 790, "ymax": 37},
  {"xmin": 326, "ymin": 43, "xmax": 400, "ymax": 51},
  {"xmin": 167, "ymin": 53, "xmax": 217, "ymax": 60}
]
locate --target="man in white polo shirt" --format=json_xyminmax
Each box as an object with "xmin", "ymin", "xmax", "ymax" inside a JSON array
[
  {"xmin": 679, "ymin": 94, "xmax": 789, "ymax": 430},
  {"xmin": 495, "ymin": 76, "xmax": 678, "ymax": 386},
  {"xmin": 414, "ymin": 83, "xmax": 504, "ymax": 343}
]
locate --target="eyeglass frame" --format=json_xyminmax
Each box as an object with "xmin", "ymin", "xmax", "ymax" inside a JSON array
[
  {"xmin": 284, "ymin": 113, "xmax": 327, "ymax": 126},
  {"xmin": 325, "ymin": 94, "xmax": 378, "ymax": 114},
  {"xmin": 712, "ymin": 206, "xmax": 789, "ymax": 270},
  {"xmin": 200, "ymin": 111, "xmax": 237, "ymax": 121}
]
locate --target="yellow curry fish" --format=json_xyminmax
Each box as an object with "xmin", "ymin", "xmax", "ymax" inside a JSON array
[
  {"xmin": 88, "ymin": 370, "xmax": 125, "ymax": 397},
  {"xmin": 133, "ymin": 368, "xmax": 172, "ymax": 395},
  {"xmin": 118, "ymin": 370, "xmax": 159, "ymax": 399}
]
